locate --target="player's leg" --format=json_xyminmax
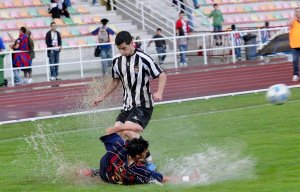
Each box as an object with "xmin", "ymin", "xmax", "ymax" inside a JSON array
[{"xmin": 124, "ymin": 107, "xmax": 156, "ymax": 170}]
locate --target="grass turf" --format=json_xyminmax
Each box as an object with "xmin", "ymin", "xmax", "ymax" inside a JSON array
[{"xmin": 0, "ymin": 90, "xmax": 300, "ymax": 192}]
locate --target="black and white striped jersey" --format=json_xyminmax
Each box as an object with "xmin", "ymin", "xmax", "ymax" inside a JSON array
[{"xmin": 112, "ymin": 49, "xmax": 163, "ymax": 110}]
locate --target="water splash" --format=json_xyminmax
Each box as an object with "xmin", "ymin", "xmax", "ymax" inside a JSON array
[{"xmin": 160, "ymin": 147, "xmax": 255, "ymax": 185}]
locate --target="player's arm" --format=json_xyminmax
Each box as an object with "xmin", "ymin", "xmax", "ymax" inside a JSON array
[
  {"xmin": 153, "ymin": 72, "xmax": 167, "ymax": 101},
  {"xmin": 93, "ymin": 78, "xmax": 121, "ymax": 106}
]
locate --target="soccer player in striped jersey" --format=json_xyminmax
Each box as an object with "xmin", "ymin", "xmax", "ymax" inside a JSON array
[{"xmin": 92, "ymin": 31, "xmax": 167, "ymax": 169}]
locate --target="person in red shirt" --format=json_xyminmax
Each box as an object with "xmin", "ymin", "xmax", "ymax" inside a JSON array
[{"xmin": 176, "ymin": 11, "xmax": 191, "ymax": 35}]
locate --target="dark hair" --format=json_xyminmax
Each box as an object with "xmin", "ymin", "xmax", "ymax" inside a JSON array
[
  {"xmin": 265, "ymin": 21, "xmax": 269, "ymax": 27},
  {"xmin": 157, "ymin": 28, "xmax": 162, "ymax": 32},
  {"xmin": 50, "ymin": 22, "xmax": 56, "ymax": 27},
  {"xmin": 115, "ymin": 31, "xmax": 132, "ymax": 46},
  {"xmin": 179, "ymin": 10, "xmax": 184, "ymax": 14},
  {"xmin": 213, "ymin": 3, "xmax": 218, "ymax": 7},
  {"xmin": 126, "ymin": 137, "xmax": 149, "ymax": 158},
  {"xmin": 20, "ymin": 27, "xmax": 26, "ymax": 34},
  {"xmin": 231, "ymin": 24, "xmax": 236, "ymax": 30},
  {"xmin": 101, "ymin": 18, "xmax": 109, "ymax": 25}
]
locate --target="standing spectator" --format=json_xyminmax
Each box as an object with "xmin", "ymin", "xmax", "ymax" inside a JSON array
[
  {"xmin": 0, "ymin": 36, "xmax": 5, "ymax": 51},
  {"xmin": 148, "ymin": 28, "xmax": 167, "ymax": 65},
  {"xmin": 9, "ymin": 27, "xmax": 31, "ymax": 85},
  {"xmin": 261, "ymin": 21, "xmax": 271, "ymax": 44},
  {"xmin": 24, "ymin": 30, "xmax": 35, "ymax": 84},
  {"xmin": 135, "ymin": 36, "xmax": 143, "ymax": 51},
  {"xmin": 45, "ymin": 22, "xmax": 62, "ymax": 81},
  {"xmin": 176, "ymin": 11, "xmax": 191, "ymax": 35},
  {"xmin": 231, "ymin": 24, "xmax": 243, "ymax": 61},
  {"xmin": 289, "ymin": 8, "xmax": 300, "ymax": 82},
  {"xmin": 178, "ymin": 27, "xmax": 188, "ymax": 66},
  {"xmin": 90, "ymin": 18, "xmax": 115, "ymax": 76},
  {"xmin": 209, "ymin": 4, "xmax": 224, "ymax": 46}
]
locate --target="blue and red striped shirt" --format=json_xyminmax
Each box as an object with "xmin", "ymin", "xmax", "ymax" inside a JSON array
[{"xmin": 99, "ymin": 133, "xmax": 163, "ymax": 185}]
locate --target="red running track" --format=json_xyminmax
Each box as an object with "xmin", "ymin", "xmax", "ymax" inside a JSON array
[{"xmin": 0, "ymin": 62, "xmax": 299, "ymax": 122}]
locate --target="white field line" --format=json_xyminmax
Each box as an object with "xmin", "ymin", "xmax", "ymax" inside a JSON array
[
  {"xmin": 2, "ymin": 85, "xmax": 300, "ymax": 126},
  {"xmin": 1, "ymin": 99, "xmax": 299, "ymax": 143}
]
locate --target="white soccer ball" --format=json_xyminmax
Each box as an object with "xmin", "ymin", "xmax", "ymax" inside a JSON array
[{"xmin": 266, "ymin": 84, "xmax": 291, "ymax": 105}]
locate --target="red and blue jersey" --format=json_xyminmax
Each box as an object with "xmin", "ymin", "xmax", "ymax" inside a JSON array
[
  {"xmin": 99, "ymin": 133, "xmax": 163, "ymax": 185},
  {"xmin": 13, "ymin": 33, "xmax": 31, "ymax": 67}
]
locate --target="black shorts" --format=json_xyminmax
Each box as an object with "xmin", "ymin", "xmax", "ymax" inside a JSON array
[
  {"xmin": 116, "ymin": 107, "xmax": 153, "ymax": 129},
  {"xmin": 21, "ymin": 68, "xmax": 32, "ymax": 73}
]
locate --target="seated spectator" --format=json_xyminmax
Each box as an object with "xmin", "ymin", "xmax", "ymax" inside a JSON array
[
  {"xmin": 57, "ymin": 0, "xmax": 70, "ymax": 18},
  {"xmin": 48, "ymin": 0, "xmax": 60, "ymax": 19},
  {"xmin": 49, "ymin": 0, "xmax": 70, "ymax": 19}
]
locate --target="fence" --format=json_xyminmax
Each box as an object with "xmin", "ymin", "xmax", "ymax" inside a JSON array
[{"xmin": 0, "ymin": 26, "xmax": 289, "ymax": 86}]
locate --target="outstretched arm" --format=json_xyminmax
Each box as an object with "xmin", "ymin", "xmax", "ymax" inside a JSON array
[{"xmin": 92, "ymin": 78, "xmax": 120, "ymax": 106}]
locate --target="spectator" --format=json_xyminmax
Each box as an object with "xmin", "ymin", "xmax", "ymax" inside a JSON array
[
  {"xmin": 64, "ymin": 0, "xmax": 71, "ymax": 7},
  {"xmin": 9, "ymin": 27, "xmax": 31, "ymax": 85},
  {"xmin": 289, "ymin": 7, "xmax": 300, "ymax": 82},
  {"xmin": 24, "ymin": 30, "xmax": 35, "ymax": 84},
  {"xmin": 90, "ymin": 18, "xmax": 115, "ymax": 76},
  {"xmin": 231, "ymin": 24, "xmax": 243, "ymax": 61},
  {"xmin": 176, "ymin": 11, "xmax": 191, "ymax": 35},
  {"xmin": 48, "ymin": 0, "xmax": 60, "ymax": 19},
  {"xmin": 92, "ymin": 0, "xmax": 98, "ymax": 5},
  {"xmin": 45, "ymin": 22, "xmax": 62, "ymax": 81},
  {"xmin": 57, "ymin": 0, "xmax": 70, "ymax": 18},
  {"xmin": 193, "ymin": 0, "xmax": 200, "ymax": 9},
  {"xmin": 178, "ymin": 27, "xmax": 188, "ymax": 66},
  {"xmin": 261, "ymin": 21, "xmax": 271, "ymax": 44},
  {"xmin": 209, "ymin": 4, "xmax": 224, "ymax": 46},
  {"xmin": 0, "ymin": 36, "xmax": 5, "ymax": 51},
  {"xmin": 172, "ymin": 0, "xmax": 185, "ymax": 11},
  {"xmin": 103, "ymin": 0, "xmax": 116, "ymax": 10},
  {"xmin": 135, "ymin": 36, "xmax": 143, "ymax": 51},
  {"xmin": 148, "ymin": 28, "xmax": 167, "ymax": 65}
]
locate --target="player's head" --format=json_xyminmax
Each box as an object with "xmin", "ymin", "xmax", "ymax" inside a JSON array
[
  {"xmin": 115, "ymin": 31, "xmax": 135, "ymax": 56},
  {"xmin": 126, "ymin": 137, "xmax": 149, "ymax": 160}
]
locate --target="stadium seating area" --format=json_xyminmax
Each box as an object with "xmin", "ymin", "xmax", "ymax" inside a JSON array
[
  {"xmin": 199, "ymin": 0, "xmax": 300, "ymax": 28},
  {"xmin": 0, "ymin": 0, "xmax": 151, "ymax": 49}
]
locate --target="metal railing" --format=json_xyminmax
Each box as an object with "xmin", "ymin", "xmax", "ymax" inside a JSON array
[{"xmin": 0, "ymin": 26, "xmax": 289, "ymax": 87}]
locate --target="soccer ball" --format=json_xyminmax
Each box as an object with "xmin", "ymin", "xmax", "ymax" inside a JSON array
[{"xmin": 266, "ymin": 84, "xmax": 291, "ymax": 105}]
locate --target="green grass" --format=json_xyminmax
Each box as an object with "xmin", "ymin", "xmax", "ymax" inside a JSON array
[{"xmin": 1, "ymin": 90, "xmax": 300, "ymax": 191}]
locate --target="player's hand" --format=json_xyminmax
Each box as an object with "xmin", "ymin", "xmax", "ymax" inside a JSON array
[
  {"xmin": 153, "ymin": 92, "xmax": 163, "ymax": 101},
  {"xmin": 92, "ymin": 96, "xmax": 105, "ymax": 106}
]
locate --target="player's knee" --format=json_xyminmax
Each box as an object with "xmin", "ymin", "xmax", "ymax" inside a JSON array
[{"xmin": 124, "ymin": 122, "xmax": 143, "ymax": 132}]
